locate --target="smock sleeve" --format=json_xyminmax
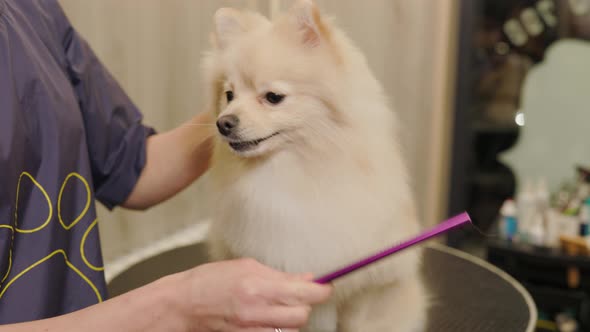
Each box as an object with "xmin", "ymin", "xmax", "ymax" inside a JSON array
[{"xmin": 44, "ymin": 0, "xmax": 157, "ymax": 209}]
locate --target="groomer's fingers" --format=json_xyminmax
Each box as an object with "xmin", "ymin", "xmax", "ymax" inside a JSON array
[
  {"xmin": 241, "ymin": 258, "xmax": 313, "ymax": 281},
  {"xmin": 294, "ymin": 273, "xmax": 315, "ymax": 281},
  {"xmin": 235, "ymin": 305, "xmax": 311, "ymax": 328},
  {"xmin": 240, "ymin": 329, "xmax": 298, "ymax": 332},
  {"xmin": 245, "ymin": 259, "xmax": 314, "ymax": 282},
  {"xmin": 256, "ymin": 278, "xmax": 332, "ymax": 305},
  {"xmin": 282, "ymin": 280, "xmax": 332, "ymax": 305},
  {"xmin": 241, "ymin": 258, "xmax": 316, "ymax": 283}
]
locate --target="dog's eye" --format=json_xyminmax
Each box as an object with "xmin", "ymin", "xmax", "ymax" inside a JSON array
[
  {"xmin": 265, "ymin": 92, "xmax": 285, "ymax": 105},
  {"xmin": 225, "ymin": 91, "xmax": 234, "ymax": 103}
]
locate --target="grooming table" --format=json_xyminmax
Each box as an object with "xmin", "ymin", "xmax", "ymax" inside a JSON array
[
  {"xmin": 423, "ymin": 244, "xmax": 536, "ymax": 331},
  {"xmin": 108, "ymin": 243, "xmax": 536, "ymax": 332}
]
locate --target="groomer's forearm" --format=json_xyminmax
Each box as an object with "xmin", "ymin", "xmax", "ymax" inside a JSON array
[
  {"xmin": 0, "ymin": 276, "xmax": 185, "ymax": 332},
  {"xmin": 122, "ymin": 112, "xmax": 215, "ymax": 210}
]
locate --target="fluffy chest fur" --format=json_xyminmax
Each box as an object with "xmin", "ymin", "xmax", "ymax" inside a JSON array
[{"xmin": 208, "ymin": 145, "xmax": 419, "ymax": 279}]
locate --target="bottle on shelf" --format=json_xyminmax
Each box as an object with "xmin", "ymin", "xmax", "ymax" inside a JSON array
[{"xmin": 500, "ymin": 199, "xmax": 518, "ymax": 242}]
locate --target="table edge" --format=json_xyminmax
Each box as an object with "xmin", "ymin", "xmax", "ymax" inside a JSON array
[{"xmin": 427, "ymin": 243, "xmax": 538, "ymax": 332}]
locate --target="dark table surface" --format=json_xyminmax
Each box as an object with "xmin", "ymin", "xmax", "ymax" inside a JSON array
[
  {"xmin": 423, "ymin": 244, "xmax": 536, "ymax": 332},
  {"xmin": 108, "ymin": 243, "xmax": 536, "ymax": 332}
]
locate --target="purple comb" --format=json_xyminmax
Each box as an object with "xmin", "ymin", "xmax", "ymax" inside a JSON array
[{"xmin": 314, "ymin": 212, "xmax": 472, "ymax": 284}]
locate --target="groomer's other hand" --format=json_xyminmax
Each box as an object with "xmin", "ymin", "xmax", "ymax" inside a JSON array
[{"xmin": 169, "ymin": 258, "xmax": 332, "ymax": 332}]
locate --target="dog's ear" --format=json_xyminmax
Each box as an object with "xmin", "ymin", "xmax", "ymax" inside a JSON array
[
  {"xmin": 288, "ymin": 0, "xmax": 328, "ymax": 47},
  {"xmin": 213, "ymin": 8, "xmax": 269, "ymax": 50},
  {"xmin": 213, "ymin": 8, "xmax": 243, "ymax": 50}
]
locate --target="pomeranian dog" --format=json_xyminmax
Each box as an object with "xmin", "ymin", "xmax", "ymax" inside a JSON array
[{"xmin": 204, "ymin": 0, "xmax": 427, "ymax": 331}]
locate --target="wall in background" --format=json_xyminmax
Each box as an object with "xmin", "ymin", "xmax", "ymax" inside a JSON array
[{"xmin": 58, "ymin": 0, "xmax": 457, "ymax": 264}]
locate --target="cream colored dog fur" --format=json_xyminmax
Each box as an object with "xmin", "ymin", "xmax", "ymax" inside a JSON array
[{"xmin": 204, "ymin": 1, "xmax": 427, "ymax": 331}]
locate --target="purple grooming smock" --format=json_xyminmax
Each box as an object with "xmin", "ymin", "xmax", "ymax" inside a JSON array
[{"xmin": 0, "ymin": 0, "xmax": 155, "ymax": 323}]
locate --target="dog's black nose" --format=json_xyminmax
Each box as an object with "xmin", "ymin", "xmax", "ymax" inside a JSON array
[{"xmin": 216, "ymin": 115, "xmax": 240, "ymax": 136}]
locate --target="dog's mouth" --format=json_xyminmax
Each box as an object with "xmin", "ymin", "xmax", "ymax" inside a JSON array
[{"xmin": 227, "ymin": 132, "xmax": 280, "ymax": 152}]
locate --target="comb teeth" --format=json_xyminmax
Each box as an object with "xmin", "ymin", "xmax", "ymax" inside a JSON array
[{"xmin": 314, "ymin": 212, "xmax": 472, "ymax": 284}]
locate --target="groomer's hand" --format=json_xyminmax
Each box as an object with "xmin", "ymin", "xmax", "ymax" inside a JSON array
[{"xmin": 172, "ymin": 258, "xmax": 333, "ymax": 332}]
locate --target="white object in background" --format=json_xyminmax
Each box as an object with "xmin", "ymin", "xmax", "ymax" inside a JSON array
[
  {"xmin": 528, "ymin": 214, "xmax": 546, "ymax": 246},
  {"xmin": 536, "ymin": 177, "xmax": 550, "ymax": 210},
  {"xmin": 545, "ymin": 209, "xmax": 560, "ymax": 247},
  {"xmin": 517, "ymin": 179, "xmax": 536, "ymax": 237},
  {"xmin": 533, "ymin": 177, "xmax": 550, "ymax": 245},
  {"xmin": 545, "ymin": 209, "xmax": 580, "ymax": 247},
  {"xmin": 560, "ymin": 213, "xmax": 580, "ymax": 238}
]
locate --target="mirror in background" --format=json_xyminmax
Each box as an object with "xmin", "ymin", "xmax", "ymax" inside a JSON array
[
  {"xmin": 501, "ymin": 39, "xmax": 590, "ymax": 196},
  {"xmin": 449, "ymin": 0, "xmax": 590, "ymax": 243},
  {"xmin": 449, "ymin": 0, "xmax": 590, "ymax": 329}
]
